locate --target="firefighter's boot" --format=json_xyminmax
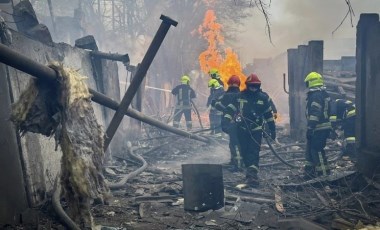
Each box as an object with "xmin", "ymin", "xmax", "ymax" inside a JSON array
[
  {"xmin": 245, "ymin": 166, "xmax": 259, "ymax": 187},
  {"xmin": 303, "ymin": 164, "xmax": 316, "ymax": 180}
]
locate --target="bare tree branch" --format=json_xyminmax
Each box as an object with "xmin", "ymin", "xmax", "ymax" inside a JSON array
[
  {"xmin": 255, "ymin": 0, "xmax": 273, "ymax": 44},
  {"xmin": 332, "ymin": 0, "xmax": 355, "ymax": 35}
]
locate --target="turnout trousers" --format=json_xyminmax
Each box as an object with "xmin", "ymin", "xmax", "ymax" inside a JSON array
[
  {"xmin": 305, "ymin": 129, "xmax": 330, "ymax": 178},
  {"xmin": 228, "ymin": 125, "xmax": 243, "ymax": 168},
  {"xmin": 237, "ymin": 128, "xmax": 262, "ymax": 184},
  {"xmin": 173, "ymin": 108, "xmax": 192, "ymax": 130}
]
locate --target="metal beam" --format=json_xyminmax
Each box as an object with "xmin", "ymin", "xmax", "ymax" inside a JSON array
[{"xmin": 104, "ymin": 15, "xmax": 178, "ymax": 150}]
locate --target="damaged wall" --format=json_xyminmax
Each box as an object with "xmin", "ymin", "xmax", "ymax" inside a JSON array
[
  {"xmin": 287, "ymin": 41, "xmax": 324, "ymax": 140},
  {"xmin": 356, "ymin": 14, "xmax": 380, "ymax": 179},
  {"xmin": 0, "ymin": 30, "xmax": 120, "ymax": 223}
]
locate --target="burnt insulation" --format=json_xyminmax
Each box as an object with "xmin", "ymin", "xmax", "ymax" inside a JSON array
[{"xmin": 11, "ymin": 63, "xmax": 110, "ymax": 229}]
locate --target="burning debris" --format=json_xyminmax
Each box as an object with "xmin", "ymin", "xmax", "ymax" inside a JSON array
[{"xmin": 11, "ymin": 63, "xmax": 110, "ymax": 229}]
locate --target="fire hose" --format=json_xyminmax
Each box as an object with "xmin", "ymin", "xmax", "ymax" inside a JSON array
[
  {"xmin": 191, "ymin": 99, "xmax": 204, "ymax": 129},
  {"xmin": 108, "ymin": 141, "xmax": 148, "ymax": 190},
  {"xmin": 264, "ymin": 137, "xmax": 300, "ymax": 169},
  {"xmin": 52, "ymin": 173, "xmax": 81, "ymax": 230}
]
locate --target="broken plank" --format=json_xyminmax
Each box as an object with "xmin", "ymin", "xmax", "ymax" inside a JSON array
[{"xmin": 225, "ymin": 193, "xmax": 274, "ymax": 204}]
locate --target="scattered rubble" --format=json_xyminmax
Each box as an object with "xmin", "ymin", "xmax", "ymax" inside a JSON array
[{"xmin": 4, "ymin": 124, "xmax": 380, "ymax": 229}]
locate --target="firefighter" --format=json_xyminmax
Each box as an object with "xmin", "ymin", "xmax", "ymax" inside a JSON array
[
  {"xmin": 171, "ymin": 75, "xmax": 196, "ymax": 130},
  {"xmin": 329, "ymin": 98, "xmax": 356, "ymax": 158},
  {"xmin": 214, "ymin": 75, "xmax": 242, "ymax": 169},
  {"xmin": 208, "ymin": 68, "xmax": 225, "ymax": 88},
  {"xmin": 304, "ymin": 72, "xmax": 332, "ymax": 179},
  {"xmin": 207, "ymin": 79, "xmax": 224, "ymax": 135},
  {"xmin": 222, "ymin": 73, "xmax": 276, "ymax": 187}
]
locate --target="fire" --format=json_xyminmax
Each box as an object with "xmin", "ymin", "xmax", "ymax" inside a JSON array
[
  {"xmin": 198, "ymin": 10, "xmax": 223, "ymax": 74},
  {"xmin": 198, "ymin": 10, "xmax": 247, "ymax": 90},
  {"xmin": 219, "ymin": 48, "xmax": 247, "ymax": 90}
]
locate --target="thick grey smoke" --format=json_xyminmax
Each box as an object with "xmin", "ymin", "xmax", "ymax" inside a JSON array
[
  {"xmin": 237, "ymin": 0, "xmax": 380, "ymax": 60},
  {"xmin": 232, "ymin": 0, "xmax": 380, "ymax": 122}
]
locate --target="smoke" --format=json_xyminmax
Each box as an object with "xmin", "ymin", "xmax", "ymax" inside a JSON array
[
  {"xmin": 237, "ymin": 0, "xmax": 380, "ymax": 61},
  {"xmin": 230, "ymin": 0, "xmax": 380, "ymax": 123}
]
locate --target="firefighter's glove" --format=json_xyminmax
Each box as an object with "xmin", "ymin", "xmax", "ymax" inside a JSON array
[
  {"xmin": 270, "ymin": 130, "xmax": 276, "ymax": 140},
  {"xmin": 306, "ymin": 129, "xmax": 314, "ymax": 140},
  {"xmin": 273, "ymin": 113, "xmax": 278, "ymax": 120}
]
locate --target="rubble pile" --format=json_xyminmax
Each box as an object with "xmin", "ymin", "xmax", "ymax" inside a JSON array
[{"xmin": 87, "ymin": 126, "xmax": 380, "ymax": 229}]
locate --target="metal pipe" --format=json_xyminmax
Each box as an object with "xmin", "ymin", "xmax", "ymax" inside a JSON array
[
  {"xmin": 0, "ymin": 43, "xmax": 209, "ymax": 143},
  {"xmin": 104, "ymin": 15, "xmax": 178, "ymax": 150},
  {"xmin": 90, "ymin": 51, "xmax": 130, "ymax": 64}
]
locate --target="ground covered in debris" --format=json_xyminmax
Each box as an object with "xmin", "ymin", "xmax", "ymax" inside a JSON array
[{"xmin": 5, "ymin": 125, "xmax": 380, "ymax": 230}]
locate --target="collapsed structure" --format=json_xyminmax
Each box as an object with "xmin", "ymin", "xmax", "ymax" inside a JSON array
[{"xmin": 0, "ymin": 1, "xmax": 380, "ymax": 229}]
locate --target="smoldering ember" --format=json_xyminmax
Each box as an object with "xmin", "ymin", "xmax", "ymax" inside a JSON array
[{"xmin": 1, "ymin": 0, "xmax": 380, "ymax": 229}]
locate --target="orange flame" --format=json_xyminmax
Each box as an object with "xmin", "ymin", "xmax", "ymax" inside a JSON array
[
  {"xmin": 198, "ymin": 10, "xmax": 223, "ymax": 73},
  {"xmin": 198, "ymin": 10, "xmax": 247, "ymax": 90},
  {"xmin": 219, "ymin": 48, "xmax": 247, "ymax": 90}
]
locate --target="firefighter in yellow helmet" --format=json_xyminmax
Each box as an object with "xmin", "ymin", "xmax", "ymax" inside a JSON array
[
  {"xmin": 208, "ymin": 68, "xmax": 225, "ymax": 88},
  {"xmin": 304, "ymin": 72, "xmax": 332, "ymax": 179},
  {"xmin": 329, "ymin": 99, "xmax": 356, "ymax": 159},
  {"xmin": 171, "ymin": 75, "xmax": 196, "ymax": 130},
  {"xmin": 207, "ymin": 79, "xmax": 224, "ymax": 135}
]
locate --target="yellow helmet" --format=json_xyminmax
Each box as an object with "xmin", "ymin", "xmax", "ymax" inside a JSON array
[
  {"xmin": 208, "ymin": 68, "xmax": 218, "ymax": 74},
  {"xmin": 304, "ymin": 72, "xmax": 324, "ymax": 88},
  {"xmin": 208, "ymin": 79, "xmax": 220, "ymax": 88},
  {"xmin": 208, "ymin": 68, "xmax": 220, "ymax": 79},
  {"xmin": 181, "ymin": 75, "xmax": 190, "ymax": 84}
]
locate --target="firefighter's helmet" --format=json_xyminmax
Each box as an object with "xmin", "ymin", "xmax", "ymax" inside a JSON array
[
  {"xmin": 227, "ymin": 75, "xmax": 240, "ymax": 87},
  {"xmin": 245, "ymin": 73, "xmax": 261, "ymax": 86},
  {"xmin": 304, "ymin": 72, "xmax": 323, "ymax": 88},
  {"xmin": 208, "ymin": 79, "xmax": 220, "ymax": 88},
  {"xmin": 208, "ymin": 68, "xmax": 220, "ymax": 79},
  {"xmin": 181, "ymin": 75, "xmax": 190, "ymax": 84}
]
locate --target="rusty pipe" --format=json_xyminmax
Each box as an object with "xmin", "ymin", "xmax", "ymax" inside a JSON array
[
  {"xmin": 90, "ymin": 51, "xmax": 130, "ymax": 64},
  {"xmin": 104, "ymin": 15, "xmax": 178, "ymax": 150},
  {"xmin": 0, "ymin": 43, "xmax": 209, "ymax": 143}
]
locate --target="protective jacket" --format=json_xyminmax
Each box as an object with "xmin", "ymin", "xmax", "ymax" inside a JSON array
[
  {"xmin": 306, "ymin": 87, "xmax": 332, "ymax": 132},
  {"xmin": 260, "ymin": 90, "xmax": 277, "ymax": 114},
  {"xmin": 329, "ymin": 99, "xmax": 355, "ymax": 123},
  {"xmin": 207, "ymin": 86, "xmax": 224, "ymax": 115},
  {"xmin": 329, "ymin": 98, "xmax": 356, "ymax": 147},
  {"xmin": 223, "ymin": 89, "xmax": 275, "ymax": 133},
  {"xmin": 172, "ymin": 84, "xmax": 196, "ymax": 109},
  {"xmin": 214, "ymin": 87, "xmax": 240, "ymax": 113}
]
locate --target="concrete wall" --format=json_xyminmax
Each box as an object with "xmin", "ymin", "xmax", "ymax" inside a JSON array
[
  {"xmin": 356, "ymin": 14, "xmax": 380, "ymax": 179},
  {"xmin": 0, "ymin": 30, "xmax": 120, "ymax": 224},
  {"xmin": 287, "ymin": 41, "xmax": 324, "ymax": 140}
]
